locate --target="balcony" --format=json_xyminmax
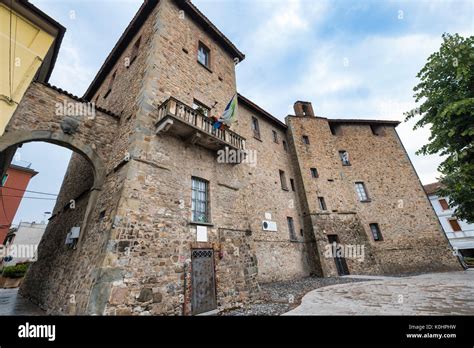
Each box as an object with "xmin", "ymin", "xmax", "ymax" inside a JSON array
[{"xmin": 155, "ymin": 97, "xmax": 246, "ymax": 152}]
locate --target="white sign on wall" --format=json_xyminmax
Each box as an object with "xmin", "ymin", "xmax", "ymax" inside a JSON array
[{"xmin": 196, "ymin": 225, "xmax": 208, "ymax": 242}]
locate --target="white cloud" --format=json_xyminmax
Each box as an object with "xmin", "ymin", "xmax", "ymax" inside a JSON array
[{"xmin": 48, "ymin": 35, "xmax": 94, "ymax": 96}]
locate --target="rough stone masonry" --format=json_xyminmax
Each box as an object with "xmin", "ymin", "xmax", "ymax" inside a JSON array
[{"xmin": 1, "ymin": 0, "xmax": 461, "ymax": 315}]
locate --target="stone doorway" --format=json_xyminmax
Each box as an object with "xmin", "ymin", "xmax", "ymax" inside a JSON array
[{"xmin": 328, "ymin": 235, "xmax": 350, "ymax": 276}]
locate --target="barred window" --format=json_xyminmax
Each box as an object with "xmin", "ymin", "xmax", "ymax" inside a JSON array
[
  {"xmin": 252, "ymin": 117, "xmax": 260, "ymax": 139},
  {"xmin": 197, "ymin": 42, "xmax": 210, "ymax": 68},
  {"xmin": 287, "ymin": 217, "xmax": 296, "ymax": 241},
  {"xmin": 272, "ymin": 130, "xmax": 279, "ymax": 143},
  {"xmin": 318, "ymin": 197, "xmax": 327, "ymax": 211},
  {"xmin": 355, "ymin": 182, "xmax": 369, "ymax": 201},
  {"xmin": 369, "ymin": 223, "xmax": 383, "ymax": 241},
  {"xmin": 339, "ymin": 150, "xmax": 350, "ymax": 165},
  {"xmin": 192, "ymin": 177, "xmax": 209, "ymax": 223}
]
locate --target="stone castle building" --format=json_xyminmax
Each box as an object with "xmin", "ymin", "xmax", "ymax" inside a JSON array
[{"xmin": 0, "ymin": 0, "xmax": 460, "ymax": 315}]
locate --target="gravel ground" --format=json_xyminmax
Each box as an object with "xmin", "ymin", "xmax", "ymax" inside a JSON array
[{"xmin": 219, "ymin": 276, "xmax": 372, "ymax": 316}]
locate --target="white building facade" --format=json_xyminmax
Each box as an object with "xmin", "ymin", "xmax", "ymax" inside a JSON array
[
  {"xmin": 424, "ymin": 182, "xmax": 474, "ymax": 261},
  {"xmin": 2, "ymin": 222, "xmax": 47, "ymax": 265}
]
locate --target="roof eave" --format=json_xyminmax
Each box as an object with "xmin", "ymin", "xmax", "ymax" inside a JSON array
[{"xmin": 238, "ymin": 94, "xmax": 287, "ymax": 129}]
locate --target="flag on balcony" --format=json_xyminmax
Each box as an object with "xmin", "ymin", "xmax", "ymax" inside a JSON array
[
  {"xmin": 213, "ymin": 94, "xmax": 237, "ymax": 129},
  {"xmin": 221, "ymin": 93, "xmax": 237, "ymax": 125}
]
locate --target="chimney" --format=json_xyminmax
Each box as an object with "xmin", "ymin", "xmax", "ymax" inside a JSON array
[{"xmin": 293, "ymin": 101, "xmax": 314, "ymax": 117}]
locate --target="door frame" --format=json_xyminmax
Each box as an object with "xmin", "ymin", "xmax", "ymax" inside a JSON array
[{"xmin": 191, "ymin": 248, "xmax": 217, "ymax": 315}]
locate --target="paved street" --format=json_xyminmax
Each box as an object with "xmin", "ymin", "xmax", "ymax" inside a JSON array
[
  {"xmin": 0, "ymin": 288, "xmax": 44, "ymax": 315},
  {"xmin": 285, "ymin": 270, "xmax": 474, "ymax": 315}
]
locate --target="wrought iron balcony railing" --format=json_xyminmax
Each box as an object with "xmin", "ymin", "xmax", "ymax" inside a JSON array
[{"xmin": 155, "ymin": 97, "xmax": 245, "ymax": 151}]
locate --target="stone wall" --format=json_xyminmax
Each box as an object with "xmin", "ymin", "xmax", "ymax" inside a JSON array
[
  {"xmin": 286, "ymin": 113, "xmax": 461, "ymax": 276},
  {"xmin": 5, "ymin": 0, "xmax": 461, "ymax": 316}
]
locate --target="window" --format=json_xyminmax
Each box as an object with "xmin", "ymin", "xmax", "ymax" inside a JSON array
[
  {"xmin": 448, "ymin": 219, "xmax": 462, "ymax": 232},
  {"xmin": 282, "ymin": 140, "xmax": 288, "ymax": 152},
  {"xmin": 191, "ymin": 177, "xmax": 209, "ymax": 223},
  {"xmin": 192, "ymin": 99, "xmax": 210, "ymax": 117},
  {"xmin": 104, "ymin": 71, "xmax": 116, "ymax": 99},
  {"xmin": 129, "ymin": 36, "xmax": 141, "ymax": 67},
  {"xmin": 290, "ymin": 178, "xmax": 295, "ymax": 191},
  {"xmin": 329, "ymin": 124, "xmax": 342, "ymax": 136},
  {"xmin": 369, "ymin": 223, "xmax": 383, "ymax": 241},
  {"xmin": 370, "ymin": 124, "xmax": 384, "ymax": 136},
  {"xmin": 318, "ymin": 197, "xmax": 327, "ymax": 211},
  {"xmin": 439, "ymin": 199, "xmax": 449, "ymax": 210},
  {"xmin": 279, "ymin": 170, "xmax": 288, "ymax": 190},
  {"xmin": 310, "ymin": 168, "xmax": 319, "ymax": 178},
  {"xmin": 272, "ymin": 130, "xmax": 279, "ymax": 143},
  {"xmin": 252, "ymin": 117, "xmax": 260, "ymax": 139},
  {"xmin": 355, "ymin": 182, "xmax": 369, "ymax": 201},
  {"xmin": 287, "ymin": 217, "xmax": 296, "ymax": 241},
  {"xmin": 339, "ymin": 150, "xmax": 350, "ymax": 165},
  {"xmin": 302, "ymin": 135, "xmax": 310, "ymax": 144},
  {"xmin": 1, "ymin": 174, "xmax": 8, "ymax": 187},
  {"xmin": 197, "ymin": 42, "xmax": 210, "ymax": 68}
]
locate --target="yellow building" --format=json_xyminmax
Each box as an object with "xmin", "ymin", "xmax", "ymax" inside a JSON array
[{"xmin": 0, "ymin": 0, "xmax": 64, "ymax": 135}]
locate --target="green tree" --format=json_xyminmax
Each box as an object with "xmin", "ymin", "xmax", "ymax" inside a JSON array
[{"xmin": 405, "ymin": 33, "xmax": 474, "ymax": 223}]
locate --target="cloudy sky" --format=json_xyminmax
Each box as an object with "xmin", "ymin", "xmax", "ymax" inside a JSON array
[{"xmin": 13, "ymin": 0, "xmax": 473, "ymax": 224}]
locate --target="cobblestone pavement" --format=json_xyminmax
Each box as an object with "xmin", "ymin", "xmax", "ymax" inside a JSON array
[
  {"xmin": 285, "ymin": 270, "xmax": 474, "ymax": 315},
  {"xmin": 220, "ymin": 276, "xmax": 372, "ymax": 316},
  {"xmin": 0, "ymin": 288, "xmax": 44, "ymax": 315}
]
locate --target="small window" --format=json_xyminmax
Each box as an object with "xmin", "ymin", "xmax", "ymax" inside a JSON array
[
  {"xmin": 272, "ymin": 130, "xmax": 279, "ymax": 143},
  {"xmin": 290, "ymin": 178, "xmax": 295, "ymax": 191},
  {"xmin": 369, "ymin": 223, "xmax": 383, "ymax": 241},
  {"xmin": 439, "ymin": 199, "xmax": 449, "ymax": 210},
  {"xmin": 370, "ymin": 124, "xmax": 385, "ymax": 136},
  {"xmin": 448, "ymin": 219, "xmax": 462, "ymax": 232},
  {"xmin": 129, "ymin": 36, "xmax": 141, "ymax": 67},
  {"xmin": 329, "ymin": 124, "xmax": 342, "ymax": 136},
  {"xmin": 339, "ymin": 151, "xmax": 350, "ymax": 165},
  {"xmin": 192, "ymin": 99, "xmax": 210, "ymax": 117},
  {"xmin": 282, "ymin": 140, "xmax": 288, "ymax": 152},
  {"xmin": 287, "ymin": 217, "xmax": 296, "ymax": 241},
  {"xmin": 252, "ymin": 117, "xmax": 260, "ymax": 139},
  {"xmin": 104, "ymin": 71, "xmax": 116, "ymax": 99},
  {"xmin": 197, "ymin": 42, "xmax": 210, "ymax": 68},
  {"xmin": 1, "ymin": 174, "xmax": 8, "ymax": 187},
  {"xmin": 302, "ymin": 135, "xmax": 310, "ymax": 144},
  {"xmin": 98, "ymin": 210, "xmax": 106, "ymax": 221},
  {"xmin": 355, "ymin": 182, "xmax": 369, "ymax": 201},
  {"xmin": 300, "ymin": 229, "xmax": 303, "ymax": 237},
  {"xmin": 192, "ymin": 177, "xmax": 209, "ymax": 223},
  {"xmin": 310, "ymin": 168, "xmax": 319, "ymax": 178},
  {"xmin": 318, "ymin": 197, "xmax": 327, "ymax": 211},
  {"xmin": 279, "ymin": 170, "xmax": 288, "ymax": 190}
]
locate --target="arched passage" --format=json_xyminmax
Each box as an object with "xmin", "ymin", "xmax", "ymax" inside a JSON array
[
  {"xmin": 0, "ymin": 130, "xmax": 105, "ymax": 189},
  {"xmin": 0, "ymin": 134, "xmax": 106, "ymax": 313},
  {"xmin": 0, "ymin": 82, "xmax": 120, "ymax": 314}
]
